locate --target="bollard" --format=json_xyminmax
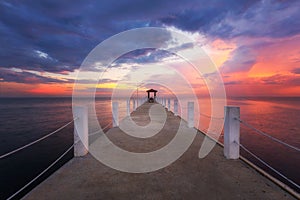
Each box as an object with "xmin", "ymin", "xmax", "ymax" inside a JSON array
[
  {"xmin": 112, "ymin": 102, "xmax": 119, "ymax": 127},
  {"xmin": 74, "ymin": 106, "xmax": 88, "ymax": 157},
  {"xmin": 126, "ymin": 99, "xmax": 130, "ymax": 116},
  {"xmin": 187, "ymin": 102, "xmax": 194, "ymax": 128},
  {"xmin": 174, "ymin": 99, "xmax": 178, "ymax": 116},
  {"xmin": 224, "ymin": 106, "xmax": 240, "ymax": 159},
  {"xmin": 167, "ymin": 98, "xmax": 170, "ymax": 110}
]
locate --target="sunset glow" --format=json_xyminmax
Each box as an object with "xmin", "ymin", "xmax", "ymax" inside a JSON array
[{"xmin": 0, "ymin": 1, "xmax": 299, "ymax": 97}]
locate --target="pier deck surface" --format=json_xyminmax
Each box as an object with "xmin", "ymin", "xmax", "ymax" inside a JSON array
[{"xmin": 25, "ymin": 103, "xmax": 295, "ymax": 200}]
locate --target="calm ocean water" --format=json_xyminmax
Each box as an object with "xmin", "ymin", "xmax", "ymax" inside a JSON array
[{"xmin": 0, "ymin": 97, "xmax": 299, "ymax": 198}]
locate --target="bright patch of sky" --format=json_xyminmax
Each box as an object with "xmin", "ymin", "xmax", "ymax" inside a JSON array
[{"xmin": 35, "ymin": 50, "xmax": 50, "ymax": 59}]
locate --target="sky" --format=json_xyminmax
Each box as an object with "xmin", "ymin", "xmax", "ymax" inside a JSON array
[{"xmin": 0, "ymin": 0, "xmax": 300, "ymax": 97}]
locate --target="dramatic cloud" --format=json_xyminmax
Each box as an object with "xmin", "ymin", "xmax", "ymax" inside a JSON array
[
  {"xmin": 0, "ymin": 0, "xmax": 300, "ymax": 96},
  {"xmin": 292, "ymin": 68, "xmax": 300, "ymax": 74},
  {"xmin": 221, "ymin": 45, "xmax": 256, "ymax": 73},
  {"xmin": 1, "ymin": 0, "xmax": 299, "ymax": 74},
  {"xmin": 261, "ymin": 74, "xmax": 300, "ymax": 86},
  {"xmin": 159, "ymin": 0, "xmax": 300, "ymax": 39},
  {"xmin": 0, "ymin": 68, "xmax": 70, "ymax": 84}
]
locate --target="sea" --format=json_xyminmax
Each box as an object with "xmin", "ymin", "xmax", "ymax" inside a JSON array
[{"xmin": 0, "ymin": 97, "xmax": 299, "ymax": 199}]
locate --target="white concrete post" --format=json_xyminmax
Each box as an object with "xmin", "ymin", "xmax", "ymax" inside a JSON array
[
  {"xmin": 112, "ymin": 102, "xmax": 119, "ymax": 127},
  {"xmin": 163, "ymin": 98, "xmax": 166, "ymax": 107},
  {"xmin": 167, "ymin": 98, "xmax": 170, "ymax": 110},
  {"xmin": 174, "ymin": 99, "xmax": 178, "ymax": 116},
  {"xmin": 126, "ymin": 99, "xmax": 130, "ymax": 116},
  {"xmin": 133, "ymin": 99, "xmax": 136, "ymax": 111},
  {"xmin": 224, "ymin": 106, "xmax": 240, "ymax": 159},
  {"xmin": 74, "ymin": 106, "xmax": 88, "ymax": 157},
  {"xmin": 187, "ymin": 102, "xmax": 194, "ymax": 128}
]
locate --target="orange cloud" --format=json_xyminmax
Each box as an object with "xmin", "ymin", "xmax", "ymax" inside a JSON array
[
  {"xmin": 220, "ymin": 34, "xmax": 300, "ymax": 97},
  {"xmin": 206, "ymin": 39, "xmax": 236, "ymax": 68},
  {"xmin": 249, "ymin": 35, "xmax": 300, "ymax": 77}
]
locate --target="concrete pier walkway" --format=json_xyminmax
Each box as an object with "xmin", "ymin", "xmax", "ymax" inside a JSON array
[{"xmin": 24, "ymin": 102, "xmax": 295, "ymax": 200}]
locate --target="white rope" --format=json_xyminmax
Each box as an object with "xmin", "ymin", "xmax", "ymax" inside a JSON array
[
  {"xmin": 0, "ymin": 118, "xmax": 77, "ymax": 159},
  {"xmin": 89, "ymin": 122, "xmax": 113, "ymax": 137},
  {"xmin": 238, "ymin": 142, "xmax": 300, "ymax": 190},
  {"xmin": 7, "ymin": 144, "xmax": 74, "ymax": 200},
  {"xmin": 236, "ymin": 118, "xmax": 300, "ymax": 152}
]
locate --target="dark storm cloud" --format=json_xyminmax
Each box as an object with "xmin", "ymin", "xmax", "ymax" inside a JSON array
[
  {"xmin": 0, "ymin": 0, "xmax": 95, "ymax": 73},
  {"xmin": 0, "ymin": 0, "xmax": 299, "ymax": 78},
  {"xmin": 161, "ymin": 0, "xmax": 300, "ymax": 39},
  {"xmin": 0, "ymin": 0, "xmax": 193, "ymax": 73}
]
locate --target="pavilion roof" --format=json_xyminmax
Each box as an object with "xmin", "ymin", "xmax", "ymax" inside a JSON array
[{"xmin": 146, "ymin": 89, "xmax": 157, "ymax": 92}]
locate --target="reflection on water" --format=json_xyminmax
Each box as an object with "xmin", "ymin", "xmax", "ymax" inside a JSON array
[
  {"xmin": 167, "ymin": 97, "xmax": 300, "ymax": 192},
  {"xmin": 0, "ymin": 97, "xmax": 299, "ymax": 198}
]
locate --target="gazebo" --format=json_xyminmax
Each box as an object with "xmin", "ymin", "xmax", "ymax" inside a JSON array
[{"xmin": 146, "ymin": 89, "xmax": 157, "ymax": 103}]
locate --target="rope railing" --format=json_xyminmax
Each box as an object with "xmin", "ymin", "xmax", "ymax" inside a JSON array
[
  {"xmin": 89, "ymin": 122, "xmax": 113, "ymax": 137},
  {"xmin": 3, "ymin": 102, "xmax": 138, "ymax": 199},
  {"xmin": 235, "ymin": 141, "xmax": 300, "ymax": 190},
  {"xmin": 7, "ymin": 144, "xmax": 74, "ymax": 200},
  {"xmin": 0, "ymin": 118, "xmax": 77, "ymax": 159},
  {"xmin": 236, "ymin": 118, "xmax": 300, "ymax": 152}
]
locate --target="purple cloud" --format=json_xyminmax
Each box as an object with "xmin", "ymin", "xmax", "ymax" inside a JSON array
[
  {"xmin": 261, "ymin": 74, "xmax": 300, "ymax": 86},
  {"xmin": 221, "ymin": 45, "xmax": 257, "ymax": 73},
  {"xmin": 0, "ymin": 0, "xmax": 300, "ymax": 80},
  {"xmin": 0, "ymin": 68, "xmax": 70, "ymax": 84},
  {"xmin": 291, "ymin": 68, "xmax": 300, "ymax": 74}
]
